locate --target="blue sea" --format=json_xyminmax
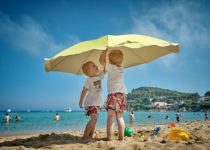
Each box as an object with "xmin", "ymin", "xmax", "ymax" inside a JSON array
[{"xmin": 0, "ymin": 111, "xmax": 207, "ymax": 135}]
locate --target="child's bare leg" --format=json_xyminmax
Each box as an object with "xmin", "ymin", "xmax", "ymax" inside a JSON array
[
  {"xmin": 116, "ymin": 112, "xmax": 125, "ymax": 140},
  {"xmin": 107, "ymin": 109, "xmax": 115, "ymax": 140},
  {"xmin": 89, "ymin": 114, "xmax": 98, "ymax": 138},
  {"xmin": 83, "ymin": 114, "xmax": 98, "ymax": 139}
]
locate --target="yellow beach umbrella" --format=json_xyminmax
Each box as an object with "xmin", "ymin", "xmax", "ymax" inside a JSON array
[{"xmin": 44, "ymin": 34, "xmax": 179, "ymax": 75}]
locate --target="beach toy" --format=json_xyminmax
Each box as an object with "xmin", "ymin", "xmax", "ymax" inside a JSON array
[
  {"xmin": 138, "ymin": 135, "xmax": 145, "ymax": 142},
  {"xmin": 124, "ymin": 127, "xmax": 133, "ymax": 137},
  {"xmin": 170, "ymin": 123, "xmax": 176, "ymax": 128},
  {"xmin": 151, "ymin": 127, "xmax": 161, "ymax": 136},
  {"xmin": 167, "ymin": 128, "xmax": 190, "ymax": 141}
]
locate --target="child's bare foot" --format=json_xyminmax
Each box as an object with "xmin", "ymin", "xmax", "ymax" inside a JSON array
[
  {"xmin": 82, "ymin": 136, "xmax": 92, "ymax": 140},
  {"xmin": 118, "ymin": 137, "xmax": 124, "ymax": 141}
]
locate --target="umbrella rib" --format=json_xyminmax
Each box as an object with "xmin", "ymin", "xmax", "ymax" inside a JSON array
[
  {"xmin": 76, "ymin": 50, "xmax": 95, "ymax": 74},
  {"xmin": 129, "ymin": 48, "xmax": 148, "ymax": 63},
  {"xmin": 127, "ymin": 45, "xmax": 175, "ymax": 64},
  {"xmin": 50, "ymin": 56, "xmax": 69, "ymax": 71}
]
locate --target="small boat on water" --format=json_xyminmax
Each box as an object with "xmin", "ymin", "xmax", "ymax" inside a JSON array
[
  {"xmin": 65, "ymin": 108, "xmax": 72, "ymax": 112},
  {"xmin": 7, "ymin": 109, "xmax": 11, "ymax": 113}
]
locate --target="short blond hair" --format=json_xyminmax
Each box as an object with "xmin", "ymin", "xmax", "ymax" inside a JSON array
[
  {"xmin": 108, "ymin": 50, "xmax": 123, "ymax": 65},
  {"xmin": 82, "ymin": 61, "xmax": 94, "ymax": 76}
]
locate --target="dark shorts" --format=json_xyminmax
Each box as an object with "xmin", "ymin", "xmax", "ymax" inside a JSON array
[
  {"xmin": 176, "ymin": 116, "xmax": 180, "ymax": 122},
  {"xmin": 106, "ymin": 93, "xmax": 127, "ymax": 113}
]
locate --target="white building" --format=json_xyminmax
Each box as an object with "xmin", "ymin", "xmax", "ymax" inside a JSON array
[
  {"xmin": 153, "ymin": 102, "xmax": 168, "ymax": 109},
  {"xmin": 200, "ymin": 96, "xmax": 210, "ymax": 102}
]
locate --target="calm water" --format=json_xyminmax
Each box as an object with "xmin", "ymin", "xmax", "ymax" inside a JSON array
[{"xmin": 0, "ymin": 111, "xmax": 207, "ymax": 135}]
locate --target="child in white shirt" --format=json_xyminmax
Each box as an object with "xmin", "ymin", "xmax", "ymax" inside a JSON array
[
  {"xmin": 79, "ymin": 61, "xmax": 104, "ymax": 139},
  {"xmin": 100, "ymin": 49, "xmax": 127, "ymax": 141}
]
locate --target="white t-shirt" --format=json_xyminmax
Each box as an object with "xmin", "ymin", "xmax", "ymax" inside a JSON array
[
  {"xmin": 106, "ymin": 64, "xmax": 128, "ymax": 94},
  {"xmin": 83, "ymin": 71, "xmax": 104, "ymax": 107}
]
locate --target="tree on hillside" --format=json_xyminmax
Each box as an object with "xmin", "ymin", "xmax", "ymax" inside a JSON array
[{"xmin": 204, "ymin": 91, "xmax": 210, "ymax": 97}]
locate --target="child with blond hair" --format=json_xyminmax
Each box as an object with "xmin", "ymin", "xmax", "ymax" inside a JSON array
[
  {"xmin": 100, "ymin": 49, "xmax": 127, "ymax": 141},
  {"xmin": 79, "ymin": 61, "xmax": 104, "ymax": 139}
]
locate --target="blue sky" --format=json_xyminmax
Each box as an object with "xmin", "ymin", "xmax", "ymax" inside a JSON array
[{"xmin": 0, "ymin": 0, "xmax": 210, "ymax": 111}]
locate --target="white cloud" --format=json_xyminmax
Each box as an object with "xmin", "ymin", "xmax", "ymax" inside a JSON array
[
  {"xmin": 0, "ymin": 11, "xmax": 79, "ymax": 57},
  {"xmin": 157, "ymin": 53, "xmax": 178, "ymax": 69},
  {"xmin": 131, "ymin": 1, "xmax": 209, "ymax": 47},
  {"xmin": 130, "ymin": 1, "xmax": 209, "ymax": 67}
]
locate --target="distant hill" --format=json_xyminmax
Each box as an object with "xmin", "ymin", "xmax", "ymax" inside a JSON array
[
  {"xmin": 128, "ymin": 86, "xmax": 199, "ymax": 103},
  {"xmin": 127, "ymin": 87, "xmax": 209, "ymax": 111}
]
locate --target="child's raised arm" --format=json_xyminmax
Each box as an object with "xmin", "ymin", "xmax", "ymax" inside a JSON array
[
  {"xmin": 99, "ymin": 50, "xmax": 107, "ymax": 69},
  {"xmin": 79, "ymin": 87, "xmax": 88, "ymax": 108}
]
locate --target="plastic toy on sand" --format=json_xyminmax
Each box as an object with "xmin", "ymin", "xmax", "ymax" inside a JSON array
[
  {"xmin": 151, "ymin": 127, "xmax": 161, "ymax": 136},
  {"xmin": 167, "ymin": 128, "xmax": 190, "ymax": 141},
  {"xmin": 124, "ymin": 127, "xmax": 133, "ymax": 137},
  {"xmin": 170, "ymin": 123, "xmax": 176, "ymax": 128}
]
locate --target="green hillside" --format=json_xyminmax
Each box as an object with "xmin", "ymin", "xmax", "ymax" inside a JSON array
[{"xmin": 127, "ymin": 87, "xmax": 209, "ymax": 111}]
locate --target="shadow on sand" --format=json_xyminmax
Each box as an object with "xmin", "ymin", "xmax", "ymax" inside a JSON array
[{"xmin": 0, "ymin": 133, "xmax": 106, "ymax": 148}]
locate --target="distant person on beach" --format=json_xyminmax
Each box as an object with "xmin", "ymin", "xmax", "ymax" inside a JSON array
[
  {"xmin": 204, "ymin": 111, "xmax": 208, "ymax": 121},
  {"xmin": 54, "ymin": 113, "xmax": 60, "ymax": 121},
  {"xmin": 129, "ymin": 110, "xmax": 135, "ymax": 127},
  {"xmin": 79, "ymin": 61, "xmax": 105, "ymax": 139},
  {"xmin": 165, "ymin": 115, "xmax": 170, "ymax": 120},
  {"xmin": 148, "ymin": 115, "xmax": 152, "ymax": 119},
  {"xmin": 100, "ymin": 50, "xmax": 127, "ymax": 141},
  {"xmin": 15, "ymin": 115, "xmax": 20, "ymax": 122},
  {"xmin": 176, "ymin": 111, "xmax": 181, "ymax": 122},
  {"xmin": 4, "ymin": 113, "xmax": 11, "ymax": 123}
]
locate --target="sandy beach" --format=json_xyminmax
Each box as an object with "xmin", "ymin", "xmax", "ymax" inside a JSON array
[{"xmin": 0, "ymin": 120, "xmax": 209, "ymax": 150}]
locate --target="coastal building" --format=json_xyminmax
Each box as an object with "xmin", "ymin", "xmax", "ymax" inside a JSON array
[
  {"xmin": 152, "ymin": 101, "xmax": 175, "ymax": 110},
  {"xmin": 200, "ymin": 96, "xmax": 210, "ymax": 102},
  {"xmin": 153, "ymin": 102, "xmax": 167, "ymax": 109},
  {"xmin": 127, "ymin": 100, "xmax": 137, "ymax": 103}
]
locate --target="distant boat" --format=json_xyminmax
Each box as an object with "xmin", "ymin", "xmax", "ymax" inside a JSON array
[
  {"xmin": 65, "ymin": 108, "xmax": 72, "ymax": 112},
  {"xmin": 7, "ymin": 109, "xmax": 11, "ymax": 113}
]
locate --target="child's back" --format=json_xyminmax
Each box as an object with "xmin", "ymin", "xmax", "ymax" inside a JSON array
[{"xmin": 100, "ymin": 49, "xmax": 127, "ymax": 141}]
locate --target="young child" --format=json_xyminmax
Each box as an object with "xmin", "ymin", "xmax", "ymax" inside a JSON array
[
  {"xmin": 100, "ymin": 49, "xmax": 128, "ymax": 141},
  {"xmin": 79, "ymin": 61, "xmax": 104, "ymax": 139},
  {"xmin": 54, "ymin": 113, "xmax": 60, "ymax": 121},
  {"xmin": 129, "ymin": 110, "xmax": 135, "ymax": 127},
  {"xmin": 4, "ymin": 113, "xmax": 11, "ymax": 123}
]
